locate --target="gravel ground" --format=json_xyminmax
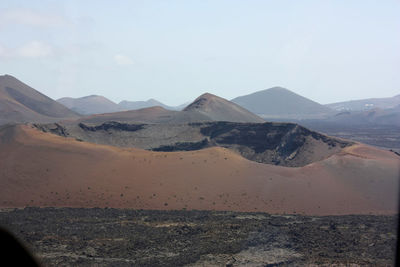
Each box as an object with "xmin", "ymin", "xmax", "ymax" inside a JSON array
[{"xmin": 0, "ymin": 207, "xmax": 397, "ymax": 266}]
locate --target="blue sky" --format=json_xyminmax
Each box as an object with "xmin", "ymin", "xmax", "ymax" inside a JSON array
[{"xmin": 0, "ymin": 0, "xmax": 399, "ymax": 105}]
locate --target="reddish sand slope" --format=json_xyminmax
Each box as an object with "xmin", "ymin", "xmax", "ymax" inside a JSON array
[{"xmin": 0, "ymin": 125, "xmax": 399, "ymax": 215}]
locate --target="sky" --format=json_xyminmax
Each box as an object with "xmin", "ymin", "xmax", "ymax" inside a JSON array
[{"xmin": 0, "ymin": 0, "xmax": 399, "ymax": 106}]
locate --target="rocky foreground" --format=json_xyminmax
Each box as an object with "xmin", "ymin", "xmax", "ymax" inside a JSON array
[{"xmin": 0, "ymin": 208, "xmax": 397, "ymax": 266}]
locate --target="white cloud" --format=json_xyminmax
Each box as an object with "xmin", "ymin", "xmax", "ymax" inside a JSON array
[
  {"xmin": 0, "ymin": 41, "xmax": 53, "ymax": 59},
  {"xmin": 16, "ymin": 41, "xmax": 53, "ymax": 58},
  {"xmin": 114, "ymin": 54, "xmax": 134, "ymax": 65},
  {"xmin": 0, "ymin": 8, "xmax": 68, "ymax": 27}
]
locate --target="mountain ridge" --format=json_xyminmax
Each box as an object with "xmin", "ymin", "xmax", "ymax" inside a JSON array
[
  {"xmin": 231, "ymin": 87, "xmax": 333, "ymax": 119},
  {"xmin": 184, "ymin": 92, "xmax": 264, "ymax": 123},
  {"xmin": 57, "ymin": 95, "xmax": 185, "ymax": 115},
  {"xmin": 0, "ymin": 74, "xmax": 79, "ymax": 125},
  {"xmin": 57, "ymin": 95, "xmax": 120, "ymax": 115},
  {"xmin": 325, "ymin": 94, "xmax": 400, "ymax": 111},
  {"xmin": 73, "ymin": 92, "xmax": 264, "ymax": 125}
]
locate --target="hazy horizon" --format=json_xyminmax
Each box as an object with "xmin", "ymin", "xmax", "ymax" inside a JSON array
[{"xmin": 1, "ymin": 0, "xmax": 399, "ymax": 106}]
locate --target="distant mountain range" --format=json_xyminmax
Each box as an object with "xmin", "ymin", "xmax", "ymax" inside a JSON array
[
  {"xmin": 55, "ymin": 85, "xmax": 400, "ymax": 126},
  {"xmin": 1, "ymin": 75, "xmax": 399, "ymax": 129},
  {"xmin": 57, "ymin": 96, "xmax": 185, "ymax": 115},
  {"xmin": 0, "ymin": 75, "xmax": 79, "ymax": 125},
  {"xmin": 119, "ymin": 99, "xmax": 186, "ymax": 112},
  {"xmin": 326, "ymin": 94, "xmax": 400, "ymax": 111},
  {"xmin": 57, "ymin": 95, "xmax": 121, "ymax": 115},
  {"xmin": 320, "ymin": 105, "xmax": 400, "ymax": 127},
  {"xmin": 1, "ymin": 75, "xmax": 262, "ymax": 125},
  {"xmin": 231, "ymin": 87, "xmax": 400, "ymax": 127},
  {"xmin": 73, "ymin": 93, "xmax": 264, "ymax": 125}
]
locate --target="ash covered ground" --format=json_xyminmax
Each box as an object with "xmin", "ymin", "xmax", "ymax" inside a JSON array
[{"xmin": 0, "ymin": 208, "xmax": 397, "ymax": 266}]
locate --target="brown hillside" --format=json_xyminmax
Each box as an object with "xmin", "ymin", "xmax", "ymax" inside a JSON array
[
  {"xmin": 0, "ymin": 125, "xmax": 398, "ymax": 215},
  {"xmin": 71, "ymin": 93, "xmax": 264, "ymax": 125},
  {"xmin": 184, "ymin": 93, "xmax": 264, "ymax": 123},
  {"xmin": 0, "ymin": 75, "xmax": 79, "ymax": 124}
]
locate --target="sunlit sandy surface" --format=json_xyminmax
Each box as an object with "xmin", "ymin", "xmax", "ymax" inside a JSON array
[{"xmin": 1, "ymin": 125, "xmax": 398, "ymax": 215}]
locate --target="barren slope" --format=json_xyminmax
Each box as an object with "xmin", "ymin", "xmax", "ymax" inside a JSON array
[
  {"xmin": 36, "ymin": 121, "xmax": 351, "ymax": 167},
  {"xmin": 232, "ymin": 87, "xmax": 333, "ymax": 119},
  {"xmin": 0, "ymin": 75, "xmax": 79, "ymax": 124},
  {"xmin": 0, "ymin": 125, "xmax": 398, "ymax": 215},
  {"xmin": 184, "ymin": 93, "xmax": 264, "ymax": 123}
]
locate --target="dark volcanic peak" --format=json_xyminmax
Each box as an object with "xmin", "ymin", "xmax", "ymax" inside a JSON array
[
  {"xmin": 231, "ymin": 87, "xmax": 333, "ymax": 119},
  {"xmin": 183, "ymin": 93, "xmax": 264, "ymax": 123},
  {"xmin": 0, "ymin": 75, "xmax": 79, "ymax": 125}
]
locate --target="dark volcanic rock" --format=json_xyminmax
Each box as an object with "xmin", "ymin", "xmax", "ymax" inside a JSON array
[
  {"xmin": 200, "ymin": 122, "xmax": 298, "ymax": 152},
  {"xmin": 34, "ymin": 121, "xmax": 352, "ymax": 167},
  {"xmin": 78, "ymin": 121, "xmax": 145, "ymax": 132},
  {"xmin": 152, "ymin": 138, "xmax": 210, "ymax": 152},
  {"xmin": 33, "ymin": 123, "xmax": 69, "ymax": 137},
  {"xmin": 0, "ymin": 208, "xmax": 396, "ymax": 266},
  {"xmin": 154, "ymin": 122, "xmax": 352, "ymax": 166}
]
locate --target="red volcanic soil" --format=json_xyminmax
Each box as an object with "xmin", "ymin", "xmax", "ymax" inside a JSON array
[{"xmin": 0, "ymin": 125, "xmax": 399, "ymax": 215}]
